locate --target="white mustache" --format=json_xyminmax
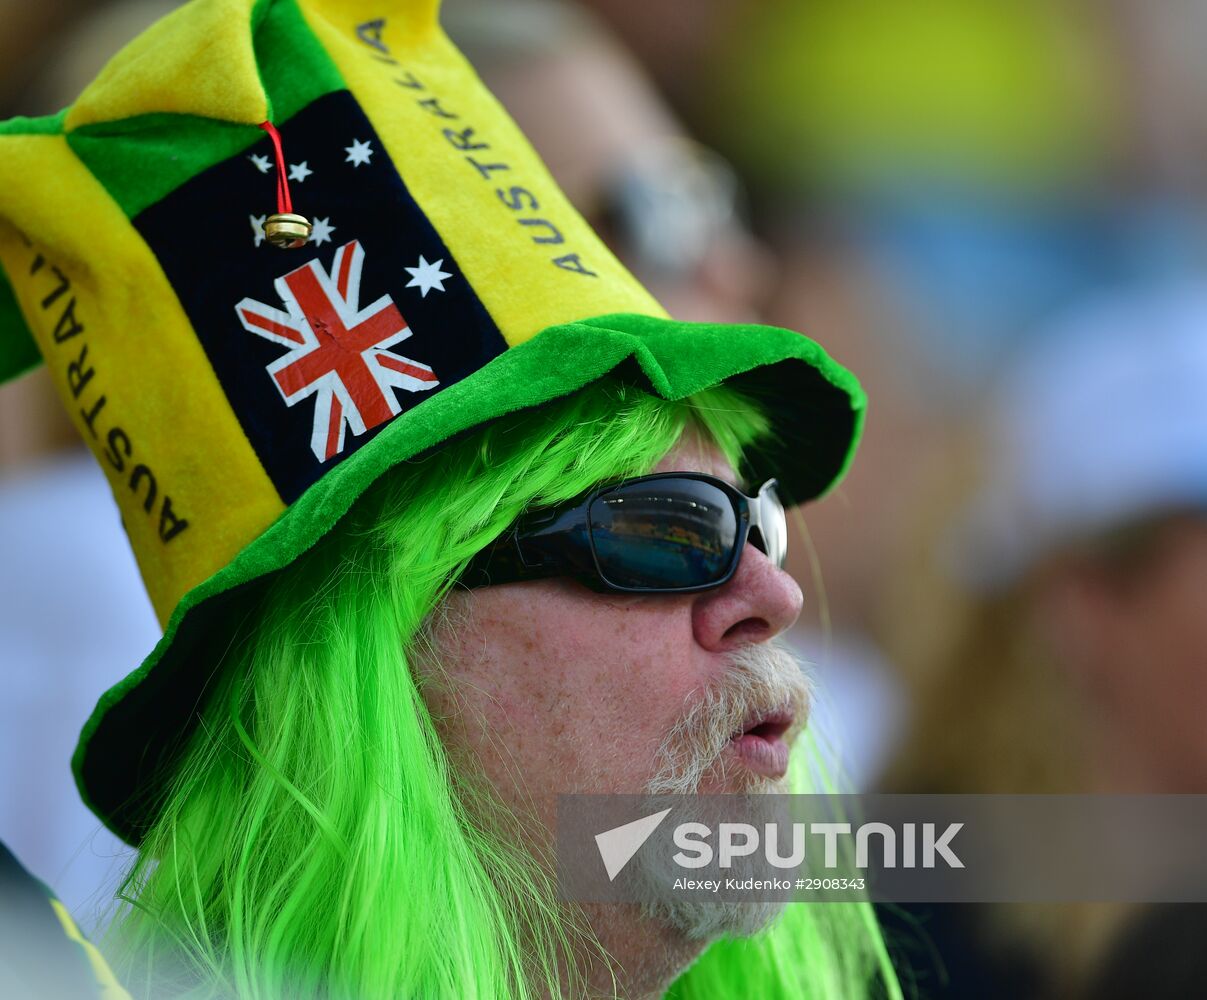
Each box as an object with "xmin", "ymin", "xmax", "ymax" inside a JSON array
[{"xmin": 646, "ymin": 639, "xmax": 811, "ymax": 795}]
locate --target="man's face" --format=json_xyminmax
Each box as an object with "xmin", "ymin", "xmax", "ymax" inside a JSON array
[
  {"xmin": 419, "ymin": 432, "xmax": 807, "ymax": 825},
  {"xmin": 419, "ymin": 434, "xmax": 808, "ymax": 973}
]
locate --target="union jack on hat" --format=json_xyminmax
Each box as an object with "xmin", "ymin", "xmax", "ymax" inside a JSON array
[{"xmin": 0, "ymin": 0, "xmax": 866, "ymax": 844}]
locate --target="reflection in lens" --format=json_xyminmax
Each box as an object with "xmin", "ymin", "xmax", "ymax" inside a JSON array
[{"xmin": 590, "ymin": 480, "xmax": 737, "ymax": 589}]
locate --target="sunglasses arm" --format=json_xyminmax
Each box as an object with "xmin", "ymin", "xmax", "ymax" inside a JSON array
[{"xmin": 457, "ymin": 528, "xmax": 529, "ymax": 589}]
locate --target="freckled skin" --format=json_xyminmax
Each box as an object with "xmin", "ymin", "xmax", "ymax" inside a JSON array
[
  {"xmin": 419, "ymin": 436, "xmax": 804, "ymax": 996},
  {"xmin": 429, "ymin": 572, "xmax": 700, "ymax": 808}
]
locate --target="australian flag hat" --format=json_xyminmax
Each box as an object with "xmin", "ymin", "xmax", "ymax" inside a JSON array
[{"xmin": 0, "ymin": 0, "xmax": 866, "ymax": 844}]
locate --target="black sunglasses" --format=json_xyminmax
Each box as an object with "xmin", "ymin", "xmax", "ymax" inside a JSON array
[{"xmin": 459, "ymin": 473, "xmax": 787, "ymax": 594}]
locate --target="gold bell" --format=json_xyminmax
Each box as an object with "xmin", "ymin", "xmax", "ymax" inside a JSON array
[{"xmin": 264, "ymin": 212, "xmax": 312, "ymax": 249}]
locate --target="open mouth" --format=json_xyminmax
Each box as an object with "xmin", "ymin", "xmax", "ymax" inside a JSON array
[{"xmin": 726, "ymin": 707, "xmax": 796, "ymax": 779}]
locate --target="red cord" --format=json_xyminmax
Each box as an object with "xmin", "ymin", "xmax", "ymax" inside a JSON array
[{"xmin": 258, "ymin": 121, "xmax": 293, "ymax": 214}]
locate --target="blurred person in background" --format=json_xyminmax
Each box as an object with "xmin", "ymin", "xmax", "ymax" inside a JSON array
[
  {"xmin": 878, "ymin": 284, "xmax": 1207, "ymax": 998},
  {"xmin": 697, "ymin": 0, "xmax": 1202, "ymax": 622}
]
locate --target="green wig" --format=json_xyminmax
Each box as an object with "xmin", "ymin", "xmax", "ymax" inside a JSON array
[{"xmin": 103, "ymin": 378, "xmax": 899, "ymax": 999}]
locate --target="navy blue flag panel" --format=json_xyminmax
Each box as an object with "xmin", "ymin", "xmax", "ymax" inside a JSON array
[{"xmin": 135, "ymin": 90, "xmax": 508, "ymax": 504}]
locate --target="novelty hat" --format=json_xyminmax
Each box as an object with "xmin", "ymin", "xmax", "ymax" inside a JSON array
[{"xmin": 0, "ymin": 0, "xmax": 865, "ymax": 844}]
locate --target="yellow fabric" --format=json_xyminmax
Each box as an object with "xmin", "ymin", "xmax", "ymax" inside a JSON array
[
  {"xmin": 66, "ymin": 0, "xmax": 267, "ymax": 130},
  {"xmin": 0, "ymin": 134, "xmax": 285, "ymax": 623},
  {"xmin": 48, "ymin": 898, "xmax": 133, "ymax": 1000},
  {"xmin": 300, "ymin": 0, "xmax": 666, "ymax": 346}
]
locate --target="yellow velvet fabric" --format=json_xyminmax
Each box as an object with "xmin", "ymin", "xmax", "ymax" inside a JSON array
[{"xmin": 66, "ymin": 0, "xmax": 267, "ymax": 129}]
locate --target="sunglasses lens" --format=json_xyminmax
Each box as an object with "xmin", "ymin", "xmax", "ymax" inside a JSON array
[{"xmin": 589, "ymin": 479, "xmax": 738, "ymax": 589}]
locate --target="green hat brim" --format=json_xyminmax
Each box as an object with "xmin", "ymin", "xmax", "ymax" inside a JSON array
[{"xmin": 72, "ymin": 311, "xmax": 865, "ymax": 844}]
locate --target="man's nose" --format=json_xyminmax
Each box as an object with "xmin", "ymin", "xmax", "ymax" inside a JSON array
[{"xmin": 690, "ymin": 541, "xmax": 804, "ymax": 652}]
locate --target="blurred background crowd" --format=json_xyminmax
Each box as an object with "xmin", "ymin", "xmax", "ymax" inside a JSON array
[{"xmin": 3, "ymin": 1, "xmax": 1207, "ymax": 996}]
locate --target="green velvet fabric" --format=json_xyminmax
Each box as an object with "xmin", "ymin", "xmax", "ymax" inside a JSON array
[{"xmin": 0, "ymin": 108, "xmax": 66, "ymax": 137}]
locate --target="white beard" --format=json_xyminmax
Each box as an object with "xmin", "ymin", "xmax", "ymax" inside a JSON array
[{"xmin": 632, "ymin": 639, "xmax": 810, "ymax": 940}]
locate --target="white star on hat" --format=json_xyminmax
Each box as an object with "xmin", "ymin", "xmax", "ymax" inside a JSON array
[
  {"xmin": 404, "ymin": 256, "xmax": 452, "ymax": 297},
  {"xmin": 309, "ymin": 217, "xmax": 336, "ymax": 246},
  {"xmin": 248, "ymin": 153, "xmax": 272, "ymax": 173},
  {"xmin": 250, "ymin": 214, "xmax": 266, "ymax": 247},
  {"xmin": 287, "ymin": 161, "xmax": 313, "ymax": 183},
  {"xmin": 345, "ymin": 138, "xmax": 374, "ymax": 167}
]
